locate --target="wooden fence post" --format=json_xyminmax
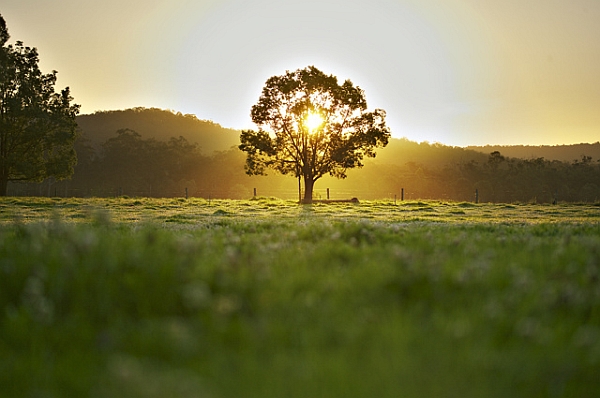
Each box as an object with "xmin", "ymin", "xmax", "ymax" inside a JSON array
[
  {"xmin": 475, "ymin": 188, "xmax": 479, "ymax": 204},
  {"xmin": 327, "ymin": 188, "xmax": 330, "ymax": 200},
  {"xmin": 401, "ymin": 188, "xmax": 404, "ymax": 201}
]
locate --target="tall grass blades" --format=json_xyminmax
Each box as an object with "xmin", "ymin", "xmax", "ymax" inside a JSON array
[{"xmin": 1, "ymin": 198, "xmax": 599, "ymax": 397}]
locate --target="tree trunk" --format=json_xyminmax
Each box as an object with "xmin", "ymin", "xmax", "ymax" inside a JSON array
[{"xmin": 302, "ymin": 176, "xmax": 314, "ymax": 204}]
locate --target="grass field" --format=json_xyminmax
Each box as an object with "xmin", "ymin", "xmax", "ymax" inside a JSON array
[{"xmin": 1, "ymin": 197, "xmax": 599, "ymax": 397}]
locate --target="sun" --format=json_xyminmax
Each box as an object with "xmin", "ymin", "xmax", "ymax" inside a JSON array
[{"xmin": 304, "ymin": 111, "xmax": 324, "ymax": 132}]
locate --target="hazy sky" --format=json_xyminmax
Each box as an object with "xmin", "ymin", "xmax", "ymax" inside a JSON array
[{"xmin": 3, "ymin": 0, "xmax": 599, "ymax": 146}]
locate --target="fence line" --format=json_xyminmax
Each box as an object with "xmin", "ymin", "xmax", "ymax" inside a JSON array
[{"xmin": 6, "ymin": 181, "xmax": 598, "ymax": 204}]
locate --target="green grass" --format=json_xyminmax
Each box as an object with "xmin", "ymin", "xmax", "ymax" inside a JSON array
[{"xmin": 1, "ymin": 197, "xmax": 599, "ymax": 397}]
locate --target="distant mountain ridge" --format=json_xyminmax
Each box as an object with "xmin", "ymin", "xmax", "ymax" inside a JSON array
[
  {"xmin": 467, "ymin": 143, "xmax": 600, "ymax": 162},
  {"xmin": 76, "ymin": 108, "xmax": 240, "ymax": 154}
]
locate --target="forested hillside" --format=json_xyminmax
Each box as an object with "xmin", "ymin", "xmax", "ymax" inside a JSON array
[
  {"xmin": 8, "ymin": 108, "xmax": 600, "ymax": 202},
  {"xmin": 467, "ymin": 143, "xmax": 600, "ymax": 162},
  {"xmin": 76, "ymin": 108, "xmax": 240, "ymax": 154}
]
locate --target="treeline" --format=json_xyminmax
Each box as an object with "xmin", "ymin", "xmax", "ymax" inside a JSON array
[
  {"xmin": 10, "ymin": 128, "xmax": 288, "ymax": 199},
  {"xmin": 467, "ymin": 143, "xmax": 600, "ymax": 163},
  {"xmin": 348, "ymin": 152, "xmax": 600, "ymax": 203},
  {"xmin": 8, "ymin": 108, "xmax": 600, "ymax": 203}
]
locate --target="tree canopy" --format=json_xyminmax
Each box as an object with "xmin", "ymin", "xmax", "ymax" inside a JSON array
[
  {"xmin": 239, "ymin": 66, "xmax": 390, "ymax": 203},
  {"xmin": 0, "ymin": 13, "xmax": 79, "ymax": 195}
]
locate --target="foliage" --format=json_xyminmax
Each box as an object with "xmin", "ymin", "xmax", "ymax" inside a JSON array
[
  {"xmin": 239, "ymin": 66, "xmax": 390, "ymax": 203},
  {"xmin": 1, "ymin": 198, "xmax": 599, "ymax": 397},
  {"xmin": 0, "ymin": 14, "xmax": 79, "ymax": 196},
  {"xmin": 98, "ymin": 129, "xmax": 204, "ymax": 196},
  {"xmin": 395, "ymin": 152, "xmax": 600, "ymax": 203}
]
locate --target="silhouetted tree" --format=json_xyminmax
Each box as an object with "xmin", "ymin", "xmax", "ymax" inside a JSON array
[
  {"xmin": 487, "ymin": 151, "xmax": 505, "ymax": 170},
  {"xmin": 239, "ymin": 66, "xmax": 390, "ymax": 203},
  {"xmin": 0, "ymin": 14, "xmax": 79, "ymax": 195}
]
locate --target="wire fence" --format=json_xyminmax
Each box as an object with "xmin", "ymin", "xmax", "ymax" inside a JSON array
[
  {"xmin": 7, "ymin": 184, "xmax": 407, "ymax": 201},
  {"xmin": 7, "ymin": 181, "xmax": 589, "ymax": 204}
]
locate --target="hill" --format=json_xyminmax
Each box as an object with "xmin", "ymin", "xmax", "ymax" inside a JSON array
[
  {"xmin": 467, "ymin": 143, "xmax": 600, "ymax": 162},
  {"xmin": 377, "ymin": 138, "xmax": 488, "ymax": 167},
  {"xmin": 76, "ymin": 108, "xmax": 240, "ymax": 154}
]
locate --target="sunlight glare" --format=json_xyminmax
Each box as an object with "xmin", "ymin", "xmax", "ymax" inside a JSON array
[{"xmin": 305, "ymin": 112, "xmax": 324, "ymax": 132}]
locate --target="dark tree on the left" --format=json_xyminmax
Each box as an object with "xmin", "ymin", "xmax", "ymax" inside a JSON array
[{"xmin": 0, "ymin": 14, "xmax": 80, "ymax": 195}]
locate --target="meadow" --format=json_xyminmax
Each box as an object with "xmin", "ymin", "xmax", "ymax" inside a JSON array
[{"xmin": 1, "ymin": 197, "xmax": 599, "ymax": 397}]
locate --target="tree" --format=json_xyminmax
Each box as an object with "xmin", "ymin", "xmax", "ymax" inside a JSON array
[
  {"xmin": 0, "ymin": 14, "xmax": 79, "ymax": 195},
  {"xmin": 487, "ymin": 151, "xmax": 505, "ymax": 170},
  {"xmin": 239, "ymin": 66, "xmax": 390, "ymax": 203}
]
